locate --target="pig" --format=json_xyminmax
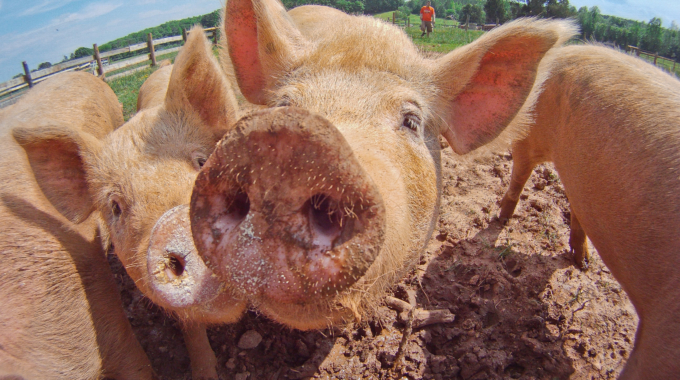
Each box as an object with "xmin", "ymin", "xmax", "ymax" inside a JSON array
[
  {"xmin": 189, "ymin": 0, "xmax": 576, "ymax": 331},
  {"xmin": 137, "ymin": 63, "xmax": 173, "ymax": 111},
  {"xmin": 13, "ymin": 27, "xmax": 244, "ymax": 380},
  {"xmin": 0, "ymin": 72, "xmax": 155, "ymax": 379},
  {"xmin": 497, "ymin": 44, "xmax": 680, "ymax": 378}
]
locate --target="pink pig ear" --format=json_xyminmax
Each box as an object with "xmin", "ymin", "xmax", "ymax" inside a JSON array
[
  {"xmin": 13, "ymin": 126, "xmax": 100, "ymax": 224},
  {"xmin": 224, "ymin": 0, "xmax": 307, "ymax": 105},
  {"xmin": 434, "ymin": 18, "xmax": 577, "ymax": 155},
  {"xmin": 165, "ymin": 25, "xmax": 239, "ymax": 140}
]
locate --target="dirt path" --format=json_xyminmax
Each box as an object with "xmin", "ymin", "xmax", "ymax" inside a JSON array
[{"xmin": 111, "ymin": 146, "xmax": 638, "ymax": 379}]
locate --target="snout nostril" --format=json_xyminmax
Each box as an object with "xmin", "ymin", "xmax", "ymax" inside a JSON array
[
  {"xmin": 308, "ymin": 194, "xmax": 343, "ymax": 235},
  {"xmin": 226, "ymin": 190, "xmax": 250, "ymax": 221},
  {"xmin": 166, "ymin": 254, "xmax": 186, "ymax": 278}
]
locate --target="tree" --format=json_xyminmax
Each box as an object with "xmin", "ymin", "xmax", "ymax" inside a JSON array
[
  {"xmin": 364, "ymin": 0, "xmax": 404, "ymax": 14},
  {"xmin": 71, "ymin": 47, "xmax": 94, "ymax": 60},
  {"xmin": 545, "ymin": 0, "xmax": 573, "ymax": 18},
  {"xmin": 578, "ymin": 6, "xmax": 600, "ymax": 40},
  {"xmin": 484, "ymin": 0, "xmax": 506, "ymax": 23},
  {"xmin": 200, "ymin": 10, "xmax": 220, "ymax": 27},
  {"xmin": 459, "ymin": 3, "xmax": 484, "ymax": 24},
  {"xmin": 641, "ymin": 17, "xmax": 663, "ymax": 53},
  {"xmin": 37, "ymin": 62, "xmax": 52, "ymax": 70}
]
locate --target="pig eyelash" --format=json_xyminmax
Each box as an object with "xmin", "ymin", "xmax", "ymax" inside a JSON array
[{"xmin": 402, "ymin": 114, "xmax": 421, "ymax": 133}]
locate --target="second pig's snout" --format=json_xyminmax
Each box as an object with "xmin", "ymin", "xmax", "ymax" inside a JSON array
[{"xmin": 147, "ymin": 205, "xmax": 225, "ymax": 309}]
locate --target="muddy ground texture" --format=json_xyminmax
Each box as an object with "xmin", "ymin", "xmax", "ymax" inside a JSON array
[{"xmin": 111, "ymin": 145, "xmax": 638, "ymax": 380}]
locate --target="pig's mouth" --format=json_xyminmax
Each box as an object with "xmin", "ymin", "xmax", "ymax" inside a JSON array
[{"xmin": 191, "ymin": 107, "xmax": 386, "ymax": 307}]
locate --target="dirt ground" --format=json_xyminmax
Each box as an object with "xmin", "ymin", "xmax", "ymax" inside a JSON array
[{"xmin": 110, "ymin": 145, "xmax": 638, "ymax": 380}]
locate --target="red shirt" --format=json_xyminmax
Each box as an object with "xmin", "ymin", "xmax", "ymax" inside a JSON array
[{"xmin": 420, "ymin": 6, "xmax": 435, "ymax": 22}]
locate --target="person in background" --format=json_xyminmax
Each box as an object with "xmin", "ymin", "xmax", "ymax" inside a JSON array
[{"xmin": 420, "ymin": 0, "xmax": 435, "ymax": 38}]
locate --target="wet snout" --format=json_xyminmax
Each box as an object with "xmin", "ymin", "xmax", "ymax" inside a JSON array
[
  {"xmin": 147, "ymin": 205, "xmax": 225, "ymax": 309},
  {"xmin": 191, "ymin": 107, "xmax": 386, "ymax": 305}
]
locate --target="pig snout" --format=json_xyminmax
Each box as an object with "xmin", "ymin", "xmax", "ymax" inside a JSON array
[
  {"xmin": 147, "ymin": 205, "xmax": 225, "ymax": 309},
  {"xmin": 191, "ymin": 107, "xmax": 386, "ymax": 305}
]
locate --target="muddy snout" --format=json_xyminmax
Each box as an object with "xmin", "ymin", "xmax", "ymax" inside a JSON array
[
  {"xmin": 191, "ymin": 107, "xmax": 386, "ymax": 305},
  {"xmin": 147, "ymin": 205, "xmax": 224, "ymax": 309}
]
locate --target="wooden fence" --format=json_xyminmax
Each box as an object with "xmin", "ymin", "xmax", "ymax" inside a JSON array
[
  {"xmin": 0, "ymin": 27, "xmax": 218, "ymax": 108},
  {"xmin": 627, "ymin": 45, "xmax": 678, "ymax": 74}
]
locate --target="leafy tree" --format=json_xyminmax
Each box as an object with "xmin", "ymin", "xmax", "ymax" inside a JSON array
[
  {"xmin": 364, "ymin": 0, "xmax": 404, "ymax": 14},
  {"xmin": 200, "ymin": 10, "xmax": 220, "ymax": 27},
  {"xmin": 37, "ymin": 62, "xmax": 52, "ymax": 70},
  {"xmin": 335, "ymin": 0, "xmax": 365, "ymax": 13},
  {"xmin": 71, "ymin": 47, "xmax": 94, "ymax": 59},
  {"xmin": 641, "ymin": 17, "xmax": 663, "ymax": 52},
  {"xmin": 459, "ymin": 3, "xmax": 484, "ymax": 24},
  {"xmin": 545, "ymin": 0, "xmax": 574, "ymax": 18},
  {"xmin": 483, "ymin": 0, "xmax": 506, "ymax": 23}
]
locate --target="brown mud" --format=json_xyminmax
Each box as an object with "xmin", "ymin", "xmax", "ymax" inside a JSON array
[{"xmin": 111, "ymin": 145, "xmax": 637, "ymax": 379}]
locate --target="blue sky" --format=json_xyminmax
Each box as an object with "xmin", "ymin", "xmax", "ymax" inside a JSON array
[
  {"xmin": 0, "ymin": 0, "xmax": 678, "ymax": 82},
  {"xmin": 0, "ymin": 0, "xmax": 223, "ymax": 82}
]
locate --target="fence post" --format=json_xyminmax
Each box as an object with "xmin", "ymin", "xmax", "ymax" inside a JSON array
[
  {"xmin": 182, "ymin": 28, "xmax": 188, "ymax": 42},
  {"xmin": 673, "ymin": 60, "xmax": 676, "ymax": 72},
  {"xmin": 465, "ymin": 15, "xmax": 470, "ymax": 32},
  {"xmin": 93, "ymin": 44, "xmax": 104, "ymax": 77},
  {"xmin": 407, "ymin": 18, "xmax": 410, "ymax": 28},
  {"xmin": 654, "ymin": 52, "xmax": 658, "ymax": 65},
  {"xmin": 213, "ymin": 29, "xmax": 218, "ymax": 45},
  {"xmin": 147, "ymin": 33, "xmax": 157, "ymax": 67},
  {"xmin": 392, "ymin": 12, "xmax": 396, "ymax": 24},
  {"xmin": 22, "ymin": 61, "xmax": 33, "ymax": 88}
]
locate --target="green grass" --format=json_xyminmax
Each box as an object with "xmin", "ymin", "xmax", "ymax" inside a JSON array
[
  {"xmin": 108, "ymin": 66, "xmax": 161, "ymax": 121},
  {"xmin": 373, "ymin": 12, "xmax": 483, "ymax": 53},
  {"xmin": 405, "ymin": 26, "xmax": 483, "ymax": 53}
]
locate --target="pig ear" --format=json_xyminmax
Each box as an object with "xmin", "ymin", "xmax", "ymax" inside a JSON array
[
  {"xmin": 165, "ymin": 25, "xmax": 239, "ymax": 140},
  {"xmin": 13, "ymin": 126, "xmax": 101, "ymax": 223},
  {"xmin": 434, "ymin": 19, "xmax": 577, "ymax": 154},
  {"xmin": 224, "ymin": 0, "xmax": 307, "ymax": 104}
]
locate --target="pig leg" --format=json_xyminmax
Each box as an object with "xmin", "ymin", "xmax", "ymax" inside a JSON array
[
  {"xmin": 499, "ymin": 143, "xmax": 536, "ymax": 223},
  {"xmin": 182, "ymin": 322, "xmax": 218, "ymax": 380},
  {"xmin": 568, "ymin": 207, "xmax": 589, "ymax": 270}
]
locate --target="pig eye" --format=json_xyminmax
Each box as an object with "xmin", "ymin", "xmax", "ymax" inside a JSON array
[
  {"xmin": 402, "ymin": 114, "xmax": 421, "ymax": 133},
  {"xmin": 192, "ymin": 153, "xmax": 209, "ymax": 170},
  {"xmin": 275, "ymin": 96, "xmax": 292, "ymax": 107},
  {"xmin": 111, "ymin": 200, "xmax": 122, "ymax": 219}
]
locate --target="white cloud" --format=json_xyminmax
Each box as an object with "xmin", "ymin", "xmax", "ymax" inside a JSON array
[
  {"xmin": 19, "ymin": 0, "xmax": 78, "ymax": 16},
  {"xmin": 52, "ymin": 2, "xmax": 123, "ymax": 25}
]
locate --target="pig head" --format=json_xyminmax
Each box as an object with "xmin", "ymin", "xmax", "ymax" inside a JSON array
[{"xmin": 190, "ymin": 0, "xmax": 577, "ymax": 330}]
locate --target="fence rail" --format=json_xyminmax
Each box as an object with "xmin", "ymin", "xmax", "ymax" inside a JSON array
[
  {"xmin": 627, "ymin": 45, "xmax": 678, "ymax": 74},
  {"xmin": 0, "ymin": 27, "xmax": 218, "ymax": 105}
]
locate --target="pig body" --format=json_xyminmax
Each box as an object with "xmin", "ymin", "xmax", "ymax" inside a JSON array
[
  {"xmin": 15, "ymin": 28, "xmax": 244, "ymax": 380},
  {"xmin": 0, "ymin": 72, "xmax": 155, "ymax": 379},
  {"xmin": 498, "ymin": 45, "xmax": 680, "ymax": 378},
  {"xmin": 192, "ymin": 0, "xmax": 576, "ymax": 331}
]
